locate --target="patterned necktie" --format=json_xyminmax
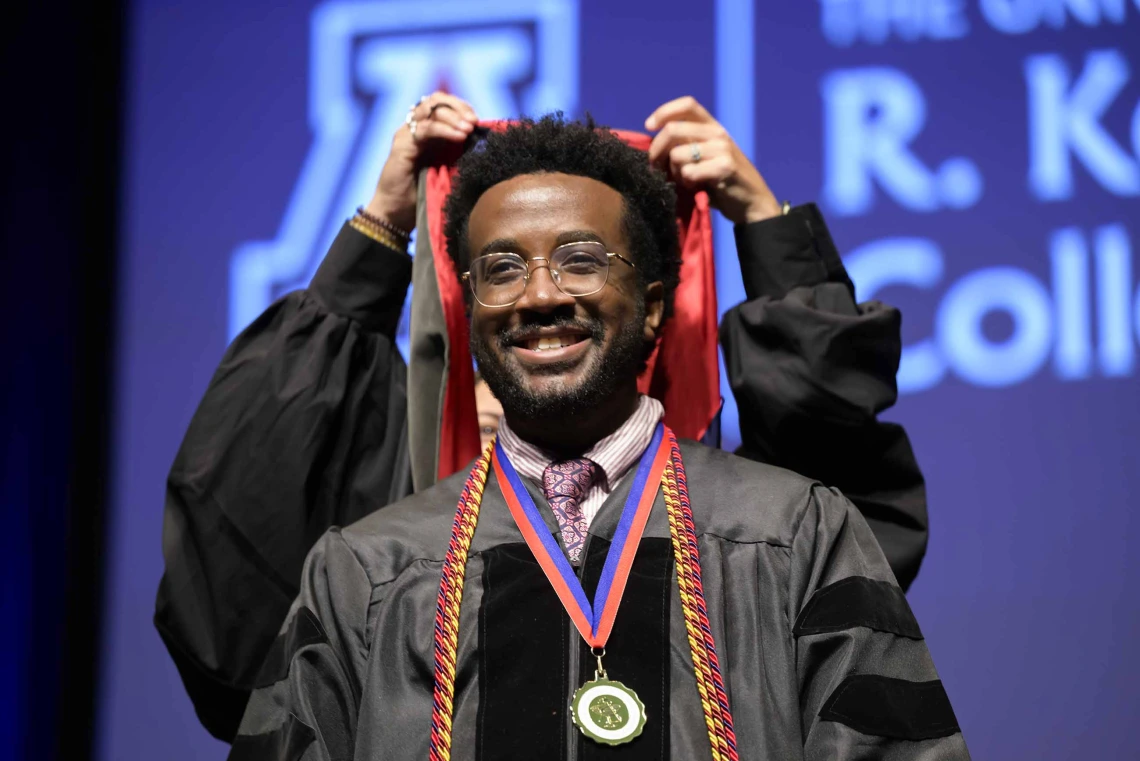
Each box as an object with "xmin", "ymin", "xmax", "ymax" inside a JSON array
[{"xmin": 542, "ymin": 458, "xmax": 598, "ymax": 565}]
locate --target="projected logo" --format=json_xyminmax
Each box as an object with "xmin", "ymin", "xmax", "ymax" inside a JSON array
[{"xmin": 228, "ymin": 0, "xmax": 578, "ymax": 339}]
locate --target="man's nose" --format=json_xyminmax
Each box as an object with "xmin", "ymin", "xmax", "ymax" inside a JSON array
[{"xmin": 513, "ymin": 261, "xmax": 575, "ymax": 312}]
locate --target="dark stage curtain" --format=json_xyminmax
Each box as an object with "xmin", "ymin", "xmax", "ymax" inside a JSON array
[{"xmin": 1, "ymin": 5, "xmax": 124, "ymax": 760}]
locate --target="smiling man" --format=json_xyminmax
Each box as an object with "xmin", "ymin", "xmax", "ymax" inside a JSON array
[
  {"xmin": 463, "ymin": 173, "xmax": 665, "ymax": 456},
  {"xmin": 228, "ymin": 115, "xmax": 966, "ymax": 761}
]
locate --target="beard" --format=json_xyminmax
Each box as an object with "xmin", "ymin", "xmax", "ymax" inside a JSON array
[{"xmin": 470, "ymin": 300, "xmax": 649, "ymax": 424}]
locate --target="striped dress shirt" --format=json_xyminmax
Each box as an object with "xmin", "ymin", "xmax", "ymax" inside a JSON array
[{"xmin": 496, "ymin": 395, "xmax": 665, "ymax": 528}]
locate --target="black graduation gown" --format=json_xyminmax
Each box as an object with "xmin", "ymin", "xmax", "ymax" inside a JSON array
[
  {"xmin": 229, "ymin": 441, "xmax": 965, "ymax": 760},
  {"xmin": 156, "ymin": 205, "xmax": 928, "ymax": 740},
  {"xmin": 721, "ymin": 205, "xmax": 927, "ymax": 590}
]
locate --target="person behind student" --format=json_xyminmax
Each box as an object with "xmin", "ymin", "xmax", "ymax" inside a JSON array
[
  {"xmin": 228, "ymin": 111, "xmax": 965, "ymax": 760},
  {"xmin": 475, "ymin": 375, "xmax": 505, "ymax": 449},
  {"xmin": 156, "ymin": 93, "xmax": 928, "ymax": 742}
]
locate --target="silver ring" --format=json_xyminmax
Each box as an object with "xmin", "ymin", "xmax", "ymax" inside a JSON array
[
  {"xmin": 690, "ymin": 143, "xmax": 702, "ymax": 163},
  {"xmin": 406, "ymin": 98, "xmax": 427, "ymax": 140}
]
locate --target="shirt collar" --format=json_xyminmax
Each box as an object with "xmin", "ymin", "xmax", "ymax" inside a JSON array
[{"xmin": 496, "ymin": 395, "xmax": 665, "ymax": 489}]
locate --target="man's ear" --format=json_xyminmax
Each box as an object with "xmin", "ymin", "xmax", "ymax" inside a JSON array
[{"xmin": 642, "ymin": 281, "xmax": 665, "ymax": 342}]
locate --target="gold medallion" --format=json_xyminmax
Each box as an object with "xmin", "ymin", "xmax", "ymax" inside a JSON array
[{"xmin": 570, "ymin": 677, "xmax": 646, "ymax": 745}]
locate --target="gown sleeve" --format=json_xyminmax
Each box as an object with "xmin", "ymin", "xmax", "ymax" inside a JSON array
[
  {"xmin": 226, "ymin": 530, "xmax": 371, "ymax": 761},
  {"xmin": 155, "ymin": 223, "xmax": 413, "ymax": 741},
  {"xmin": 790, "ymin": 486, "xmax": 970, "ymax": 759},
  {"xmin": 719, "ymin": 203, "xmax": 928, "ymax": 589}
]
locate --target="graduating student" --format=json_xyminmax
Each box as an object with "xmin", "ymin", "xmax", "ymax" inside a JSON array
[
  {"xmin": 226, "ymin": 113, "xmax": 963, "ymax": 760},
  {"xmin": 157, "ymin": 95, "xmax": 928, "ymax": 742}
]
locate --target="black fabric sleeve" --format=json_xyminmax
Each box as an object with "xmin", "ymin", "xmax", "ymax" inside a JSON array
[
  {"xmin": 720, "ymin": 204, "xmax": 929, "ymax": 590},
  {"xmin": 789, "ymin": 487, "xmax": 968, "ymax": 758},
  {"xmin": 155, "ymin": 223, "xmax": 413, "ymax": 741}
]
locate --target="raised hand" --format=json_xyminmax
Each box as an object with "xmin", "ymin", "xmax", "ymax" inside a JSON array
[
  {"xmin": 365, "ymin": 92, "xmax": 479, "ymax": 233},
  {"xmin": 645, "ymin": 96, "xmax": 781, "ymax": 225}
]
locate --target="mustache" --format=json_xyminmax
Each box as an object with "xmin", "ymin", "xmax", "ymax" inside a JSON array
[{"xmin": 495, "ymin": 316, "xmax": 605, "ymax": 349}]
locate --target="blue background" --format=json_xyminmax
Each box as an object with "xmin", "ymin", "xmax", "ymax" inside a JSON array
[{"xmin": 100, "ymin": 1, "xmax": 1139, "ymax": 758}]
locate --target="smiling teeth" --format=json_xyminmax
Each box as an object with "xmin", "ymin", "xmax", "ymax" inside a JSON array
[{"xmin": 525, "ymin": 336, "xmax": 577, "ymax": 351}]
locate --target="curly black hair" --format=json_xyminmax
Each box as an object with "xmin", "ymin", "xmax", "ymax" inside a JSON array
[{"xmin": 443, "ymin": 113, "xmax": 681, "ymax": 317}]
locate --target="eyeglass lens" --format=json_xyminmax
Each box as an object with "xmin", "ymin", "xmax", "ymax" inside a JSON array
[{"xmin": 469, "ymin": 241, "xmax": 611, "ymax": 306}]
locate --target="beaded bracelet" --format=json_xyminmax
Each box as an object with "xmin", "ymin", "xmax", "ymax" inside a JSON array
[
  {"xmin": 349, "ymin": 216, "xmax": 407, "ymax": 251},
  {"xmin": 356, "ymin": 206, "xmax": 411, "ymax": 242}
]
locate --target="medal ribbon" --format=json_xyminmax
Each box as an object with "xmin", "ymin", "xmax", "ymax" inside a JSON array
[
  {"xmin": 429, "ymin": 426, "xmax": 738, "ymax": 761},
  {"xmin": 492, "ymin": 422, "xmax": 669, "ymax": 648}
]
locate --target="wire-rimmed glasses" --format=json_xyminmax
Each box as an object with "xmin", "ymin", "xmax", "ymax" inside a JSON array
[{"xmin": 462, "ymin": 240, "xmax": 635, "ymax": 308}]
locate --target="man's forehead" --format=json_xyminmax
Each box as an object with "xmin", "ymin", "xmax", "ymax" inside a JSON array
[
  {"xmin": 467, "ymin": 173, "xmax": 625, "ymax": 245},
  {"xmin": 484, "ymin": 176, "xmax": 590, "ymax": 205}
]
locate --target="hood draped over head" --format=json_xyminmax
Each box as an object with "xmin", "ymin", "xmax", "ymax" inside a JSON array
[{"xmin": 406, "ymin": 118, "xmax": 721, "ymax": 491}]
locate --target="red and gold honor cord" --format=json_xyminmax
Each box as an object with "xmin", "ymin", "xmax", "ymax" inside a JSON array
[
  {"xmin": 661, "ymin": 432, "xmax": 739, "ymax": 761},
  {"xmin": 429, "ymin": 442, "xmax": 492, "ymax": 761},
  {"xmin": 429, "ymin": 428, "xmax": 738, "ymax": 761}
]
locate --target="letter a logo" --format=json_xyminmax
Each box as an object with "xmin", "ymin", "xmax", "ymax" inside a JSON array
[{"xmin": 228, "ymin": 0, "xmax": 579, "ymax": 338}]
